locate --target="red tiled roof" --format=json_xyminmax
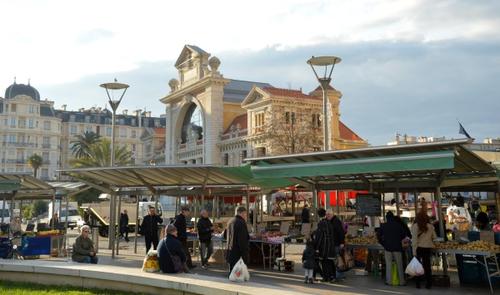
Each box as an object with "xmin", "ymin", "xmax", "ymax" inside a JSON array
[
  {"xmin": 339, "ymin": 121, "xmax": 364, "ymax": 142},
  {"xmin": 154, "ymin": 128, "xmax": 166, "ymax": 137},
  {"xmin": 262, "ymin": 87, "xmax": 319, "ymax": 100},
  {"xmin": 223, "ymin": 114, "xmax": 248, "ymax": 134}
]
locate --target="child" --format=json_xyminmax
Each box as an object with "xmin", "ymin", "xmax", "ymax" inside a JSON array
[{"xmin": 302, "ymin": 240, "xmax": 315, "ymax": 284}]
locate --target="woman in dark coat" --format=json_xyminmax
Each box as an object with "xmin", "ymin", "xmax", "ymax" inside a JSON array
[
  {"xmin": 314, "ymin": 208, "xmax": 336, "ymax": 282},
  {"xmin": 157, "ymin": 224, "xmax": 187, "ymax": 273}
]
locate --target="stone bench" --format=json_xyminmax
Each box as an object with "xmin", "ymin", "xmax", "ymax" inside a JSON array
[{"xmin": 0, "ymin": 260, "xmax": 308, "ymax": 295}]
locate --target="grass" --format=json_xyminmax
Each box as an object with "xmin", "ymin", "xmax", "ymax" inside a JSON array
[{"xmin": 0, "ymin": 280, "xmax": 146, "ymax": 295}]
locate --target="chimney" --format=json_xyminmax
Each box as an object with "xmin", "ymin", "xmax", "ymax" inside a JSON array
[
  {"xmin": 61, "ymin": 104, "xmax": 67, "ymax": 111},
  {"xmin": 123, "ymin": 109, "xmax": 128, "ymax": 115}
]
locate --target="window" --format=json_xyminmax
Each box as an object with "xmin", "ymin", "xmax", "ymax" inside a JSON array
[
  {"xmin": 10, "ymin": 104, "xmax": 16, "ymax": 112},
  {"xmin": 28, "ymin": 119, "xmax": 34, "ymax": 128},
  {"xmin": 70, "ymin": 114, "xmax": 76, "ymax": 122},
  {"xmin": 41, "ymin": 169, "xmax": 49, "ymax": 179},
  {"xmin": 85, "ymin": 116, "xmax": 90, "ymax": 123},
  {"xmin": 132, "ymin": 144, "xmax": 136, "ymax": 152},
  {"xmin": 43, "ymin": 121, "xmax": 51, "ymax": 130},
  {"xmin": 285, "ymin": 112, "xmax": 296, "ymax": 124},
  {"xmin": 254, "ymin": 112, "xmax": 265, "ymax": 128},
  {"xmin": 131, "ymin": 130, "xmax": 136, "ymax": 138},
  {"xmin": 9, "ymin": 134, "xmax": 16, "ymax": 143},
  {"xmin": 106, "ymin": 127, "xmax": 112, "ymax": 136},
  {"xmin": 42, "ymin": 152, "xmax": 49, "ymax": 163},
  {"xmin": 70, "ymin": 125, "xmax": 77, "ymax": 134},
  {"xmin": 312, "ymin": 114, "xmax": 321, "ymax": 128},
  {"xmin": 154, "ymin": 119, "xmax": 160, "ymax": 127},
  {"xmin": 29, "ymin": 105, "xmax": 35, "ymax": 113},
  {"xmin": 241, "ymin": 150, "xmax": 247, "ymax": 163},
  {"xmin": 120, "ymin": 127, "xmax": 127, "ymax": 137},
  {"xmin": 223, "ymin": 154, "xmax": 229, "ymax": 166},
  {"xmin": 18, "ymin": 119, "xmax": 26, "ymax": 128},
  {"xmin": 181, "ymin": 103, "xmax": 203, "ymax": 143},
  {"xmin": 42, "ymin": 136, "xmax": 50, "ymax": 148},
  {"xmin": 86, "ymin": 125, "xmax": 93, "ymax": 133},
  {"xmin": 10, "ymin": 118, "xmax": 16, "ymax": 128}
]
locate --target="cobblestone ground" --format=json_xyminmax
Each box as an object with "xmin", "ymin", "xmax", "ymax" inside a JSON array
[{"xmin": 56, "ymin": 229, "xmax": 494, "ymax": 295}]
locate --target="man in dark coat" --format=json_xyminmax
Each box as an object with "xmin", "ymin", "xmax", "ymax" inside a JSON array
[
  {"xmin": 314, "ymin": 208, "xmax": 336, "ymax": 282},
  {"xmin": 140, "ymin": 206, "xmax": 163, "ymax": 254},
  {"xmin": 377, "ymin": 211, "xmax": 406, "ymax": 285},
  {"xmin": 158, "ymin": 224, "xmax": 187, "ymax": 273},
  {"xmin": 226, "ymin": 206, "xmax": 249, "ymax": 274},
  {"xmin": 173, "ymin": 206, "xmax": 194, "ymax": 268},
  {"xmin": 119, "ymin": 209, "xmax": 129, "ymax": 242},
  {"xmin": 197, "ymin": 209, "xmax": 214, "ymax": 268},
  {"xmin": 301, "ymin": 204, "xmax": 310, "ymax": 224}
]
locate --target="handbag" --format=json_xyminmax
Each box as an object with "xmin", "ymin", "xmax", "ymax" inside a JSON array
[
  {"xmin": 165, "ymin": 241, "xmax": 184, "ymax": 273},
  {"xmin": 336, "ymin": 248, "xmax": 353, "ymax": 272}
]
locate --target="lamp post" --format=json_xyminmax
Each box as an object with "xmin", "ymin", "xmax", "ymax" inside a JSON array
[
  {"xmin": 100, "ymin": 79, "xmax": 129, "ymax": 257},
  {"xmin": 307, "ymin": 56, "xmax": 341, "ymax": 151}
]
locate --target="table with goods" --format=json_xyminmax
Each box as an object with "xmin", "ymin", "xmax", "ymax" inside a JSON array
[{"xmin": 0, "ymin": 229, "xmax": 65, "ymax": 258}]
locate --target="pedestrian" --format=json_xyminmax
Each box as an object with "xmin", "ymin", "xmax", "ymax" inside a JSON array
[
  {"xmin": 377, "ymin": 212, "xmax": 406, "ymax": 286},
  {"xmin": 301, "ymin": 204, "xmax": 310, "ymax": 224},
  {"xmin": 411, "ymin": 211, "xmax": 437, "ymax": 289},
  {"xmin": 72, "ymin": 225, "xmax": 98, "ymax": 264},
  {"xmin": 158, "ymin": 224, "xmax": 188, "ymax": 273},
  {"xmin": 119, "ymin": 209, "xmax": 130, "ymax": 242},
  {"xmin": 49, "ymin": 212, "xmax": 59, "ymax": 229},
  {"xmin": 140, "ymin": 206, "xmax": 163, "ymax": 254},
  {"xmin": 197, "ymin": 209, "xmax": 214, "ymax": 268},
  {"xmin": 302, "ymin": 239, "xmax": 315, "ymax": 284},
  {"xmin": 331, "ymin": 212, "xmax": 346, "ymax": 280},
  {"xmin": 173, "ymin": 206, "xmax": 194, "ymax": 268},
  {"xmin": 226, "ymin": 206, "xmax": 249, "ymax": 274},
  {"xmin": 314, "ymin": 208, "xmax": 336, "ymax": 282}
]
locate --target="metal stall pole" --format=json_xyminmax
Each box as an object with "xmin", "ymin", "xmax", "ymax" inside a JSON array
[
  {"xmin": 260, "ymin": 193, "xmax": 264, "ymax": 224},
  {"xmin": 1, "ymin": 196, "xmax": 6, "ymax": 224},
  {"xmin": 336, "ymin": 190, "xmax": 340, "ymax": 217},
  {"xmin": 246, "ymin": 186, "xmax": 250, "ymax": 225},
  {"xmin": 291, "ymin": 190, "xmax": 296, "ymax": 221},
  {"xmin": 252, "ymin": 193, "xmax": 257, "ymax": 233},
  {"xmin": 110, "ymin": 193, "xmax": 117, "ymax": 259},
  {"xmin": 435, "ymin": 186, "xmax": 448, "ymax": 273},
  {"xmin": 414, "ymin": 190, "xmax": 419, "ymax": 216},
  {"xmin": 65, "ymin": 195, "xmax": 69, "ymax": 255},
  {"xmin": 395, "ymin": 187, "xmax": 400, "ymax": 217},
  {"xmin": 108, "ymin": 193, "xmax": 115, "ymax": 250},
  {"xmin": 134, "ymin": 196, "xmax": 139, "ymax": 254},
  {"xmin": 51, "ymin": 193, "xmax": 56, "ymax": 229},
  {"xmin": 382, "ymin": 193, "xmax": 386, "ymax": 222},
  {"xmin": 116, "ymin": 194, "xmax": 122, "ymax": 256},
  {"xmin": 496, "ymin": 182, "xmax": 500, "ymax": 221},
  {"xmin": 313, "ymin": 185, "xmax": 319, "ymax": 222}
]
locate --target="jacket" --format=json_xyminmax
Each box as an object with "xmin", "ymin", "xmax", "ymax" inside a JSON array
[
  {"xmin": 72, "ymin": 236, "xmax": 95, "ymax": 262},
  {"xmin": 302, "ymin": 245, "xmax": 315, "ymax": 269},
  {"xmin": 173, "ymin": 214, "xmax": 187, "ymax": 242},
  {"xmin": 197, "ymin": 217, "xmax": 213, "ymax": 242},
  {"xmin": 158, "ymin": 234, "xmax": 186, "ymax": 273},
  {"xmin": 120, "ymin": 213, "xmax": 129, "ymax": 228},
  {"xmin": 411, "ymin": 223, "xmax": 437, "ymax": 256},
  {"xmin": 301, "ymin": 207, "xmax": 310, "ymax": 223},
  {"xmin": 226, "ymin": 215, "xmax": 249, "ymax": 265},
  {"xmin": 331, "ymin": 216, "xmax": 345, "ymax": 246},
  {"xmin": 378, "ymin": 217, "xmax": 406, "ymax": 252},
  {"xmin": 140, "ymin": 214, "xmax": 163, "ymax": 237},
  {"xmin": 315, "ymin": 218, "xmax": 336, "ymax": 259}
]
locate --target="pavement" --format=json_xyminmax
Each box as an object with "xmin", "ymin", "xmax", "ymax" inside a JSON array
[{"xmin": 53, "ymin": 229, "xmax": 496, "ymax": 295}]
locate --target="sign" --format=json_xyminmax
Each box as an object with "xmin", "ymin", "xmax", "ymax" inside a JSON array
[{"xmin": 356, "ymin": 193, "xmax": 381, "ymax": 216}]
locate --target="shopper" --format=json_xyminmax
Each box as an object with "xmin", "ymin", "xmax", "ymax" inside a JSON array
[
  {"xmin": 49, "ymin": 212, "xmax": 59, "ymax": 229},
  {"xmin": 314, "ymin": 208, "xmax": 336, "ymax": 282},
  {"xmin": 301, "ymin": 204, "xmax": 310, "ymax": 224},
  {"xmin": 197, "ymin": 209, "xmax": 214, "ymax": 268},
  {"xmin": 72, "ymin": 225, "xmax": 98, "ymax": 264},
  {"xmin": 119, "ymin": 209, "xmax": 130, "ymax": 242},
  {"xmin": 141, "ymin": 206, "xmax": 163, "ymax": 254},
  {"xmin": 173, "ymin": 206, "xmax": 194, "ymax": 268},
  {"xmin": 226, "ymin": 206, "xmax": 249, "ymax": 274},
  {"xmin": 158, "ymin": 224, "xmax": 187, "ymax": 273},
  {"xmin": 378, "ymin": 212, "xmax": 406, "ymax": 286},
  {"xmin": 302, "ymin": 239, "xmax": 316, "ymax": 284},
  {"xmin": 411, "ymin": 212, "xmax": 437, "ymax": 289},
  {"xmin": 331, "ymin": 212, "xmax": 346, "ymax": 280}
]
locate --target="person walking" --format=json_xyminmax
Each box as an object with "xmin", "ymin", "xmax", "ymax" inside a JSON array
[
  {"xmin": 411, "ymin": 211, "xmax": 437, "ymax": 289},
  {"xmin": 314, "ymin": 208, "xmax": 336, "ymax": 282},
  {"xmin": 301, "ymin": 204, "xmax": 310, "ymax": 224},
  {"xmin": 331, "ymin": 212, "xmax": 346, "ymax": 280},
  {"xmin": 140, "ymin": 206, "xmax": 163, "ymax": 254},
  {"xmin": 173, "ymin": 206, "xmax": 194, "ymax": 268},
  {"xmin": 378, "ymin": 211, "xmax": 406, "ymax": 286},
  {"xmin": 197, "ymin": 209, "xmax": 214, "ymax": 268},
  {"xmin": 302, "ymin": 239, "xmax": 316, "ymax": 284},
  {"xmin": 158, "ymin": 224, "xmax": 187, "ymax": 273},
  {"xmin": 72, "ymin": 225, "xmax": 98, "ymax": 264},
  {"xmin": 119, "ymin": 209, "xmax": 130, "ymax": 242},
  {"xmin": 49, "ymin": 212, "xmax": 59, "ymax": 229},
  {"xmin": 226, "ymin": 206, "xmax": 249, "ymax": 274}
]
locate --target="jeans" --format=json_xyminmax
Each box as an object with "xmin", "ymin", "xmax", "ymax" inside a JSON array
[
  {"xmin": 145, "ymin": 234, "xmax": 159, "ymax": 254},
  {"xmin": 384, "ymin": 251, "xmax": 405, "ymax": 285},
  {"xmin": 335, "ymin": 246, "xmax": 346, "ymax": 279},
  {"xmin": 416, "ymin": 247, "xmax": 432, "ymax": 288},
  {"xmin": 81, "ymin": 256, "xmax": 98, "ymax": 264},
  {"xmin": 305, "ymin": 269, "xmax": 314, "ymax": 279},
  {"xmin": 199, "ymin": 240, "xmax": 213, "ymax": 266},
  {"xmin": 181, "ymin": 239, "xmax": 193, "ymax": 268}
]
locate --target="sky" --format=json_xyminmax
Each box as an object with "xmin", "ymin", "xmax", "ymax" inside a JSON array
[{"xmin": 1, "ymin": 0, "xmax": 499, "ymax": 145}]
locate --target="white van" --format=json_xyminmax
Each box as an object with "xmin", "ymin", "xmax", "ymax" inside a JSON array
[
  {"xmin": 0, "ymin": 202, "xmax": 10, "ymax": 225},
  {"xmin": 49, "ymin": 201, "xmax": 82, "ymax": 229}
]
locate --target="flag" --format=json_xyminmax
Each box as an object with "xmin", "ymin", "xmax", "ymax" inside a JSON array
[{"xmin": 458, "ymin": 122, "xmax": 472, "ymax": 139}]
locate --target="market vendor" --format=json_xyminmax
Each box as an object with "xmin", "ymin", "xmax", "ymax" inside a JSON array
[
  {"xmin": 72, "ymin": 225, "xmax": 98, "ymax": 264},
  {"xmin": 446, "ymin": 199, "xmax": 472, "ymax": 231}
]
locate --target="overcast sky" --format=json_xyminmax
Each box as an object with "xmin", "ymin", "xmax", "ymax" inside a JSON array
[{"xmin": 1, "ymin": 0, "xmax": 499, "ymax": 145}]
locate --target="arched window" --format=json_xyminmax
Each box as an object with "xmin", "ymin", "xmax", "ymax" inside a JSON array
[{"xmin": 181, "ymin": 103, "xmax": 203, "ymax": 143}]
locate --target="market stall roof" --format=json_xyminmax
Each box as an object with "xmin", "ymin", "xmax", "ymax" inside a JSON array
[
  {"xmin": 60, "ymin": 165, "xmax": 290, "ymax": 194},
  {"xmin": 0, "ymin": 173, "xmax": 54, "ymax": 200},
  {"xmin": 246, "ymin": 139, "xmax": 500, "ymax": 192}
]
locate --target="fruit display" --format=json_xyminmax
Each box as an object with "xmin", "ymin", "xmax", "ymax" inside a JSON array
[
  {"xmin": 346, "ymin": 236, "xmax": 379, "ymax": 245},
  {"xmin": 36, "ymin": 230, "xmax": 61, "ymax": 236},
  {"xmin": 435, "ymin": 241, "xmax": 460, "ymax": 250},
  {"xmin": 435, "ymin": 240, "xmax": 500, "ymax": 252}
]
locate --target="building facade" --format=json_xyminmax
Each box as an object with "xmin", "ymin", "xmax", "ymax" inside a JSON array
[
  {"xmin": 161, "ymin": 45, "xmax": 367, "ymax": 166},
  {"xmin": 1, "ymin": 81, "xmax": 166, "ymax": 180}
]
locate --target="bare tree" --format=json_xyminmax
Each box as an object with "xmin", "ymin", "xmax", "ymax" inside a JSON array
[{"xmin": 265, "ymin": 109, "xmax": 322, "ymax": 155}]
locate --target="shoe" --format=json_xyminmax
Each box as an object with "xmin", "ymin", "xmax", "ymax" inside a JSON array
[
  {"xmin": 188, "ymin": 265, "xmax": 197, "ymax": 269},
  {"xmin": 304, "ymin": 277, "xmax": 309, "ymax": 284},
  {"xmin": 201, "ymin": 265, "xmax": 207, "ymax": 269},
  {"xmin": 309, "ymin": 278, "xmax": 314, "ymax": 284}
]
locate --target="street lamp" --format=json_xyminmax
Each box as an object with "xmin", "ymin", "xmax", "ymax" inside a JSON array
[
  {"xmin": 100, "ymin": 79, "xmax": 128, "ymax": 258},
  {"xmin": 307, "ymin": 56, "xmax": 341, "ymax": 151}
]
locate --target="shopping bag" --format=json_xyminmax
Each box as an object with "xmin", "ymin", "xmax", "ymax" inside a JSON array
[
  {"xmin": 229, "ymin": 258, "xmax": 250, "ymax": 282},
  {"xmin": 142, "ymin": 250, "xmax": 159, "ymax": 273},
  {"xmin": 391, "ymin": 262, "xmax": 399, "ymax": 286},
  {"xmin": 337, "ymin": 249, "xmax": 354, "ymax": 272},
  {"xmin": 405, "ymin": 257, "xmax": 424, "ymax": 276}
]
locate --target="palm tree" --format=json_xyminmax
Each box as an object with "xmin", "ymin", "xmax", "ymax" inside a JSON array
[
  {"xmin": 27, "ymin": 154, "xmax": 43, "ymax": 178},
  {"xmin": 70, "ymin": 139, "xmax": 133, "ymax": 168},
  {"xmin": 70, "ymin": 131, "xmax": 101, "ymax": 159}
]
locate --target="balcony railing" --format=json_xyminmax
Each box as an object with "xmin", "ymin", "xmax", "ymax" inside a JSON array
[
  {"xmin": 5, "ymin": 159, "xmax": 26, "ymax": 164},
  {"xmin": 2, "ymin": 142, "xmax": 38, "ymax": 148},
  {"xmin": 42, "ymin": 144, "xmax": 51, "ymax": 149}
]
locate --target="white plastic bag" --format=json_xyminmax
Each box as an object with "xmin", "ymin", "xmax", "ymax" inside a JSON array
[
  {"xmin": 229, "ymin": 258, "xmax": 250, "ymax": 282},
  {"xmin": 405, "ymin": 257, "xmax": 424, "ymax": 276}
]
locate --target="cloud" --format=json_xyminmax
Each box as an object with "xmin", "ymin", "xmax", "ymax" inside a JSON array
[
  {"xmin": 35, "ymin": 39, "xmax": 500, "ymax": 146},
  {"xmin": 77, "ymin": 29, "xmax": 114, "ymax": 44}
]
